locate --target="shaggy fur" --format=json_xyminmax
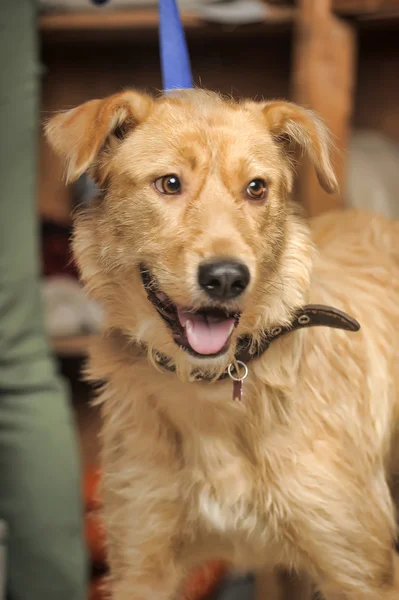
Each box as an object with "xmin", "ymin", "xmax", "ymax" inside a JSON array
[{"xmin": 46, "ymin": 89, "xmax": 399, "ymax": 599}]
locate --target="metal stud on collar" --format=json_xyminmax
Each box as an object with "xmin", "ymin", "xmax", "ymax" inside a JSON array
[
  {"xmin": 298, "ymin": 314, "xmax": 311, "ymax": 325},
  {"xmin": 271, "ymin": 326, "xmax": 283, "ymax": 336}
]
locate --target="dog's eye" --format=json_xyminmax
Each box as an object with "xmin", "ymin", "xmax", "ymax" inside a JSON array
[
  {"xmin": 154, "ymin": 175, "xmax": 181, "ymax": 195},
  {"xmin": 246, "ymin": 179, "xmax": 268, "ymax": 201}
]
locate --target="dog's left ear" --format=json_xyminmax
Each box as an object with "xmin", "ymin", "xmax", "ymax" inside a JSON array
[
  {"xmin": 45, "ymin": 90, "xmax": 153, "ymax": 184},
  {"xmin": 262, "ymin": 101, "xmax": 338, "ymax": 194}
]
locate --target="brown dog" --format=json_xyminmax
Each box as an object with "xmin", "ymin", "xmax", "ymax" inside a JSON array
[{"xmin": 46, "ymin": 89, "xmax": 399, "ymax": 599}]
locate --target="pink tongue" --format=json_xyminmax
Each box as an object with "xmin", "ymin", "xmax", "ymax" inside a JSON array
[{"xmin": 177, "ymin": 309, "xmax": 235, "ymax": 355}]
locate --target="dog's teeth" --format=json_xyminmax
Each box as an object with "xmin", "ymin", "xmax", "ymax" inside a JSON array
[{"xmin": 229, "ymin": 323, "xmax": 235, "ymax": 336}]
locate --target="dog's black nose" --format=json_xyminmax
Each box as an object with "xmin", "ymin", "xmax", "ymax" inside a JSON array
[{"xmin": 198, "ymin": 259, "xmax": 250, "ymax": 301}]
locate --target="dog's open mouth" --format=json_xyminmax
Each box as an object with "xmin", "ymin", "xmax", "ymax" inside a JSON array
[{"xmin": 140, "ymin": 267, "xmax": 240, "ymax": 358}]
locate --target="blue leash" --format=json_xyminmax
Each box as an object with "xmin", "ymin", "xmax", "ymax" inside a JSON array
[
  {"xmin": 159, "ymin": 0, "xmax": 193, "ymax": 91},
  {"xmin": 91, "ymin": 0, "xmax": 193, "ymax": 91}
]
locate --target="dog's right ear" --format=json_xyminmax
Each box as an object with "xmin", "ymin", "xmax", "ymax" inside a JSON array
[{"xmin": 45, "ymin": 90, "xmax": 153, "ymax": 183}]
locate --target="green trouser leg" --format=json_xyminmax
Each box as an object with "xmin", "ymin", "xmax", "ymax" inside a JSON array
[{"xmin": 0, "ymin": 1, "xmax": 87, "ymax": 598}]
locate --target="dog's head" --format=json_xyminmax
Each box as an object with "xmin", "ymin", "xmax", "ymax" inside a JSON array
[{"xmin": 46, "ymin": 89, "xmax": 336, "ymax": 376}]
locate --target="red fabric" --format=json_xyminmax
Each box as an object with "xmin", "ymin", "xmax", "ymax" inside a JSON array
[
  {"xmin": 183, "ymin": 561, "xmax": 227, "ymax": 600},
  {"xmin": 84, "ymin": 468, "xmax": 102, "ymax": 511},
  {"xmin": 84, "ymin": 468, "xmax": 106, "ymax": 566}
]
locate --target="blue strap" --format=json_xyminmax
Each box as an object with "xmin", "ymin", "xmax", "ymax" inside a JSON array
[{"xmin": 159, "ymin": 0, "xmax": 193, "ymax": 91}]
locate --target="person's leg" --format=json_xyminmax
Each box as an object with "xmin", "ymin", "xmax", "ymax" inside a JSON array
[{"xmin": 0, "ymin": 1, "xmax": 87, "ymax": 598}]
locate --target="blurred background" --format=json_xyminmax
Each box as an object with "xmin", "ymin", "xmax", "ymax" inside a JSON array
[{"xmin": 2, "ymin": 1, "xmax": 399, "ymax": 599}]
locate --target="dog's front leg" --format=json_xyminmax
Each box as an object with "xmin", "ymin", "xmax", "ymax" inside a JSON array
[
  {"xmin": 103, "ymin": 495, "xmax": 184, "ymax": 600},
  {"xmin": 99, "ymin": 410, "xmax": 185, "ymax": 600},
  {"xmin": 110, "ymin": 552, "xmax": 183, "ymax": 600},
  {"xmin": 294, "ymin": 483, "xmax": 398, "ymax": 599},
  {"xmin": 318, "ymin": 550, "xmax": 399, "ymax": 600}
]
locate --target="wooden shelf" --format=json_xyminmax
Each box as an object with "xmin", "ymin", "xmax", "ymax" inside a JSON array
[
  {"xmin": 52, "ymin": 334, "xmax": 96, "ymax": 357},
  {"xmin": 39, "ymin": 6, "xmax": 296, "ymax": 42},
  {"xmin": 39, "ymin": 8, "xmax": 200, "ymax": 31},
  {"xmin": 333, "ymin": 0, "xmax": 399, "ymax": 14}
]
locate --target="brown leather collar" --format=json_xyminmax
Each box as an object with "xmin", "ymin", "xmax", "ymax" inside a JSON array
[{"xmin": 148, "ymin": 304, "xmax": 360, "ymax": 381}]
